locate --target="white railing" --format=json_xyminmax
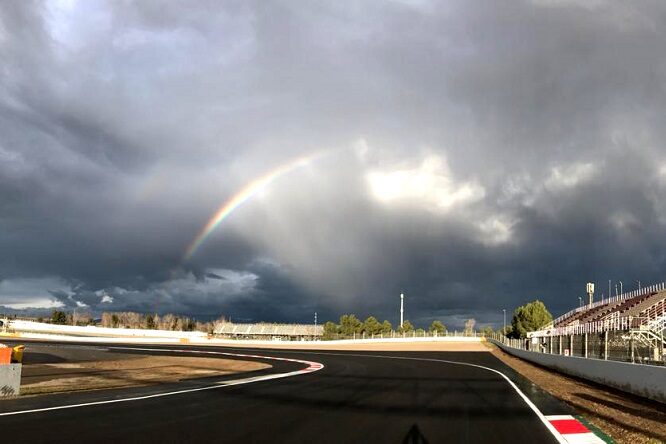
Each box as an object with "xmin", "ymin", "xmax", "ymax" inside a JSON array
[
  {"xmin": 528, "ymin": 316, "xmax": 642, "ymax": 338},
  {"xmin": 644, "ymin": 299, "xmax": 665, "ymax": 324},
  {"xmin": 647, "ymin": 315, "xmax": 666, "ymax": 333},
  {"xmin": 552, "ymin": 282, "xmax": 666, "ymax": 326}
]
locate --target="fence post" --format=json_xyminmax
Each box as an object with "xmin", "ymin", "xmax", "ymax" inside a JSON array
[
  {"xmin": 559, "ymin": 335, "xmax": 562, "ymax": 355},
  {"xmin": 584, "ymin": 333, "xmax": 588, "ymax": 358},
  {"xmin": 604, "ymin": 331, "xmax": 608, "ymax": 360}
]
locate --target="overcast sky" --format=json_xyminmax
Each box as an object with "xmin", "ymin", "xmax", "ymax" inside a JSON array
[{"xmin": 1, "ymin": 0, "xmax": 665, "ymax": 329}]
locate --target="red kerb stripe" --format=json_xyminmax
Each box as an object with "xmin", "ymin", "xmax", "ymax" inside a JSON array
[{"xmin": 549, "ymin": 419, "xmax": 590, "ymax": 434}]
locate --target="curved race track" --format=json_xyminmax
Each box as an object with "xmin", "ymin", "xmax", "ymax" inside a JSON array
[{"xmin": 0, "ymin": 342, "xmax": 573, "ymax": 443}]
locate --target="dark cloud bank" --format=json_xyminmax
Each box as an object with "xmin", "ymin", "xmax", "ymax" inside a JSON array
[{"xmin": 1, "ymin": 0, "xmax": 666, "ymax": 328}]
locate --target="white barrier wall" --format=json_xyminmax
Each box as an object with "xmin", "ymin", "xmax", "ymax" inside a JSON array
[
  {"xmin": 0, "ymin": 364, "xmax": 21, "ymax": 398},
  {"xmin": 8, "ymin": 320, "xmax": 208, "ymax": 339},
  {"xmin": 491, "ymin": 339, "xmax": 666, "ymax": 404}
]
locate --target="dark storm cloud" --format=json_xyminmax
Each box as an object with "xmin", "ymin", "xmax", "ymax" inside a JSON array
[{"xmin": 1, "ymin": 0, "xmax": 666, "ymax": 328}]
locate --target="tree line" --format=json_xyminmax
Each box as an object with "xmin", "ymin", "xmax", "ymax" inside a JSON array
[
  {"xmin": 48, "ymin": 309, "xmax": 224, "ymax": 334},
  {"xmin": 323, "ymin": 314, "xmax": 448, "ymax": 339},
  {"xmin": 322, "ymin": 300, "xmax": 554, "ymax": 340}
]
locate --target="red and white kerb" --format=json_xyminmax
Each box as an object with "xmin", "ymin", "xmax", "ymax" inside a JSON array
[{"xmin": 545, "ymin": 415, "xmax": 605, "ymax": 444}]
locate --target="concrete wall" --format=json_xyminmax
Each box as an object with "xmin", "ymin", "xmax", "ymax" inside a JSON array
[
  {"xmin": 0, "ymin": 364, "xmax": 21, "ymax": 398},
  {"xmin": 491, "ymin": 339, "xmax": 666, "ymax": 404}
]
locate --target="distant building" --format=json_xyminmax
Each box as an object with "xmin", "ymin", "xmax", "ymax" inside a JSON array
[{"xmin": 213, "ymin": 322, "xmax": 323, "ymax": 341}]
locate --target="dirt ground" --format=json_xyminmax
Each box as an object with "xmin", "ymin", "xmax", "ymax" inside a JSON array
[
  {"xmin": 487, "ymin": 344, "xmax": 666, "ymax": 444},
  {"xmin": 19, "ymin": 352, "xmax": 270, "ymax": 395}
]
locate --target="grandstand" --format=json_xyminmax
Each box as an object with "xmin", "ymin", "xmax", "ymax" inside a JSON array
[
  {"xmin": 213, "ymin": 322, "xmax": 323, "ymax": 340},
  {"xmin": 528, "ymin": 282, "xmax": 665, "ymax": 364}
]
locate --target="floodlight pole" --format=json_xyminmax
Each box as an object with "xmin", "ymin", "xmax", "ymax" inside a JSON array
[
  {"xmin": 400, "ymin": 293, "xmax": 404, "ymax": 328},
  {"xmin": 502, "ymin": 309, "xmax": 506, "ymax": 334}
]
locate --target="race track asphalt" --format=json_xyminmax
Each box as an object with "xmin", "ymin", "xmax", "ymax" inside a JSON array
[{"xmin": 0, "ymin": 342, "xmax": 574, "ymax": 443}]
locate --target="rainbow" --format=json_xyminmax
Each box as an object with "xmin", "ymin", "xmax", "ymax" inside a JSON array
[{"xmin": 183, "ymin": 152, "xmax": 325, "ymax": 260}]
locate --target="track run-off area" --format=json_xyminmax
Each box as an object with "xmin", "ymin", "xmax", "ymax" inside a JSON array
[{"xmin": 0, "ymin": 341, "xmax": 605, "ymax": 443}]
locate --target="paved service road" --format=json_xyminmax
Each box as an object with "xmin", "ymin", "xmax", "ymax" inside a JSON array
[{"xmin": 0, "ymin": 343, "xmax": 573, "ymax": 443}]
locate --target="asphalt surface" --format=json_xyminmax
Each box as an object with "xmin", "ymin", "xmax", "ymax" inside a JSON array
[{"xmin": 0, "ymin": 342, "xmax": 574, "ymax": 443}]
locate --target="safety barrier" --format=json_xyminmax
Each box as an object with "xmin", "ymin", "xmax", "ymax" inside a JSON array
[
  {"xmin": 490, "ymin": 338, "xmax": 666, "ymax": 403},
  {"xmin": 0, "ymin": 344, "xmax": 22, "ymax": 397}
]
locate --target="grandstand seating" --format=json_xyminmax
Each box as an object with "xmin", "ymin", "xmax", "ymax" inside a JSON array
[
  {"xmin": 622, "ymin": 291, "xmax": 666, "ymax": 318},
  {"xmin": 552, "ymin": 286, "xmax": 666, "ymax": 331},
  {"xmin": 213, "ymin": 322, "xmax": 323, "ymax": 339}
]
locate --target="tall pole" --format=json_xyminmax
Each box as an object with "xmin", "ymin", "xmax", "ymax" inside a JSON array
[
  {"xmin": 609, "ymin": 280, "xmax": 611, "ymax": 299},
  {"xmin": 503, "ymin": 309, "xmax": 506, "ymax": 334},
  {"xmin": 619, "ymin": 281, "xmax": 623, "ymax": 296},
  {"xmin": 400, "ymin": 293, "xmax": 404, "ymax": 327}
]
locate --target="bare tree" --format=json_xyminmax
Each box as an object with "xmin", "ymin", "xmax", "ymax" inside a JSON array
[{"xmin": 72, "ymin": 311, "xmax": 92, "ymax": 326}]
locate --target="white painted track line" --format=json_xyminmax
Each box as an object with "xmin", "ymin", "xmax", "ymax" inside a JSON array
[{"xmin": 284, "ymin": 350, "xmax": 569, "ymax": 444}]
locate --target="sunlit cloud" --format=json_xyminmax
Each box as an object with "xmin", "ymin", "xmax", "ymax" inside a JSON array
[
  {"xmin": 544, "ymin": 162, "xmax": 597, "ymax": 192},
  {"xmin": 477, "ymin": 216, "xmax": 514, "ymax": 246},
  {"xmin": 366, "ymin": 154, "xmax": 485, "ymax": 211},
  {"xmin": 0, "ymin": 277, "xmax": 69, "ymax": 309}
]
